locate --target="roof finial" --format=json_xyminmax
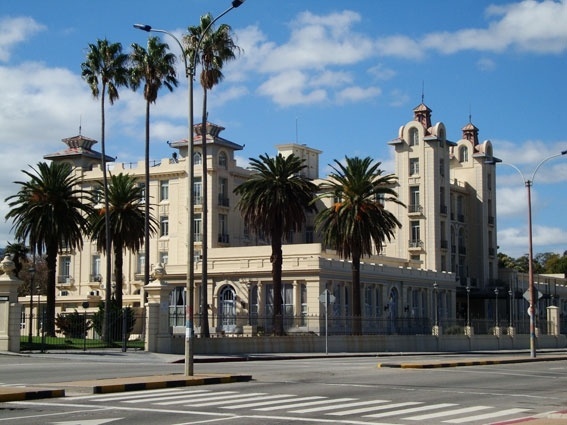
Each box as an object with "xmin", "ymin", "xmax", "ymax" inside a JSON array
[
  {"xmin": 79, "ymin": 115, "xmax": 82, "ymax": 135},
  {"xmin": 468, "ymin": 104, "xmax": 472, "ymax": 123},
  {"xmin": 421, "ymin": 81, "xmax": 425, "ymax": 104}
]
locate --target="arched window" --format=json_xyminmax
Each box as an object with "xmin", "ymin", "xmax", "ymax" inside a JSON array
[
  {"xmin": 459, "ymin": 146, "xmax": 469, "ymax": 163},
  {"xmin": 218, "ymin": 151, "xmax": 228, "ymax": 168},
  {"xmin": 219, "ymin": 285, "xmax": 236, "ymax": 332},
  {"xmin": 409, "ymin": 127, "xmax": 419, "ymax": 146},
  {"xmin": 193, "ymin": 151, "xmax": 202, "ymax": 165}
]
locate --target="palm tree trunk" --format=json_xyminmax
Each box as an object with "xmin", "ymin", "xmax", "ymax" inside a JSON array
[
  {"xmin": 200, "ymin": 88, "xmax": 210, "ymax": 338},
  {"xmin": 101, "ymin": 84, "xmax": 113, "ymax": 345},
  {"xmin": 352, "ymin": 255, "xmax": 362, "ymax": 335},
  {"xmin": 144, "ymin": 100, "xmax": 151, "ymax": 292},
  {"xmin": 114, "ymin": 239, "xmax": 123, "ymax": 308},
  {"xmin": 271, "ymin": 224, "xmax": 284, "ymax": 336},
  {"xmin": 45, "ymin": 245, "xmax": 57, "ymax": 336}
]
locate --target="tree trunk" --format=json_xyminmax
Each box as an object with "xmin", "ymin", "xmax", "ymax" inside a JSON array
[
  {"xmin": 44, "ymin": 244, "xmax": 57, "ymax": 336},
  {"xmin": 271, "ymin": 225, "xmax": 284, "ymax": 336},
  {"xmin": 114, "ymin": 240, "xmax": 123, "ymax": 308},
  {"xmin": 144, "ymin": 99, "xmax": 151, "ymax": 295},
  {"xmin": 352, "ymin": 255, "xmax": 362, "ymax": 335}
]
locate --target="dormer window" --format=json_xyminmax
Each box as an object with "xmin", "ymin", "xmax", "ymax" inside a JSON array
[
  {"xmin": 218, "ymin": 151, "xmax": 228, "ymax": 168},
  {"xmin": 409, "ymin": 128, "xmax": 419, "ymax": 146},
  {"xmin": 193, "ymin": 152, "xmax": 202, "ymax": 166},
  {"xmin": 459, "ymin": 146, "xmax": 469, "ymax": 163}
]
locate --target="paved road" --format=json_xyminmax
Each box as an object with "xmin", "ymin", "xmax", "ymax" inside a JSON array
[{"xmin": 1, "ymin": 351, "xmax": 566, "ymax": 424}]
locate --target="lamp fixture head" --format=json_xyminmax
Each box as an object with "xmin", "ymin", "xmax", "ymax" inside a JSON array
[
  {"xmin": 232, "ymin": 0, "xmax": 245, "ymax": 7},
  {"xmin": 133, "ymin": 24, "xmax": 152, "ymax": 32}
]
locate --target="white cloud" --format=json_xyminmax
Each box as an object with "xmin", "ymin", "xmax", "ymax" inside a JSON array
[
  {"xmin": 0, "ymin": 16, "xmax": 46, "ymax": 62},
  {"xmin": 336, "ymin": 86, "xmax": 381, "ymax": 104},
  {"xmin": 499, "ymin": 224, "xmax": 567, "ymax": 257},
  {"xmin": 423, "ymin": 0, "xmax": 567, "ymax": 54},
  {"xmin": 257, "ymin": 70, "xmax": 327, "ymax": 107}
]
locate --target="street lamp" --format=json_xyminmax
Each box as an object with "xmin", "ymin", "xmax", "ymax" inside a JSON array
[
  {"xmin": 134, "ymin": 0, "xmax": 246, "ymax": 376},
  {"xmin": 466, "ymin": 285, "xmax": 470, "ymax": 327},
  {"xmin": 486, "ymin": 149, "xmax": 567, "ymax": 358},
  {"xmin": 433, "ymin": 282, "xmax": 439, "ymax": 327},
  {"xmin": 27, "ymin": 266, "xmax": 35, "ymax": 344},
  {"xmin": 494, "ymin": 288, "xmax": 499, "ymax": 327}
]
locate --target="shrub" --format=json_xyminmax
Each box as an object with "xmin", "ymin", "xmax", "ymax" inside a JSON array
[{"xmin": 55, "ymin": 310, "xmax": 92, "ymax": 339}]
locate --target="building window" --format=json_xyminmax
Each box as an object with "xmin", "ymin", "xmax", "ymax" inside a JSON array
[
  {"xmin": 409, "ymin": 127, "xmax": 419, "ymax": 146},
  {"xmin": 138, "ymin": 183, "xmax": 146, "ymax": 203},
  {"xmin": 218, "ymin": 177, "xmax": 229, "ymax": 207},
  {"xmin": 137, "ymin": 253, "xmax": 145, "ymax": 274},
  {"xmin": 193, "ymin": 177, "xmax": 202, "ymax": 205},
  {"xmin": 459, "ymin": 146, "xmax": 469, "ymax": 163},
  {"xmin": 410, "ymin": 220, "xmax": 420, "ymax": 245},
  {"xmin": 91, "ymin": 255, "xmax": 101, "ymax": 282},
  {"xmin": 193, "ymin": 151, "xmax": 202, "ymax": 166},
  {"xmin": 159, "ymin": 251, "xmax": 168, "ymax": 265},
  {"xmin": 160, "ymin": 216, "xmax": 169, "ymax": 237},
  {"xmin": 218, "ymin": 214, "xmax": 228, "ymax": 243},
  {"xmin": 409, "ymin": 186, "xmax": 420, "ymax": 213},
  {"xmin": 194, "ymin": 213, "xmax": 202, "ymax": 242},
  {"xmin": 160, "ymin": 180, "xmax": 169, "ymax": 201},
  {"xmin": 218, "ymin": 151, "xmax": 228, "ymax": 168},
  {"xmin": 409, "ymin": 158, "xmax": 419, "ymax": 176},
  {"xmin": 305, "ymin": 226, "xmax": 314, "ymax": 243},
  {"xmin": 59, "ymin": 256, "xmax": 71, "ymax": 283},
  {"xmin": 439, "ymin": 158, "xmax": 445, "ymax": 177}
]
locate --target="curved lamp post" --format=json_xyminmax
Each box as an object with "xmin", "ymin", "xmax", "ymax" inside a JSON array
[
  {"xmin": 486, "ymin": 149, "xmax": 567, "ymax": 357},
  {"xmin": 134, "ymin": 0, "xmax": 246, "ymax": 376}
]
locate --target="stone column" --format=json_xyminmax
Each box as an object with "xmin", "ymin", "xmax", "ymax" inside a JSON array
[
  {"xmin": 0, "ymin": 255, "xmax": 23, "ymax": 352},
  {"xmin": 144, "ymin": 264, "xmax": 171, "ymax": 353},
  {"xmin": 547, "ymin": 305, "xmax": 559, "ymax": 336}
]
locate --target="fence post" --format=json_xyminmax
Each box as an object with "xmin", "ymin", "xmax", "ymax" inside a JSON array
[{"xmin": 122, "ymin": 308, "xmax": 127, "ymax": 352}]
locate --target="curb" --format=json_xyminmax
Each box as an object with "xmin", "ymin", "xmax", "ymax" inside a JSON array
[
  {"xmin": 0, "ymin": 374, "xmax": 252, "ymax": 402},
  {"xmin": 0, "ymin": 387, "xmax": 65, "ymax": 403},
  {"xmin": 378, "ymin": 355, "xmax": 566, "ymax": 369}
]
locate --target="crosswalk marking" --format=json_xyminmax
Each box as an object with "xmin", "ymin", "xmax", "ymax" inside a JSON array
[
  {"xmin": 328, "ymin": 401, "xmax": 422, "ymax": 416},
  {"xmin": 223, "ymin": 396, "xmax": 325, "ymax": 409},
  {"xmin": 364, "ymin": 403, "xmax": 457, "ymax": 418},
  {"xmin": 255, "ymin": 397, "xmax": 356, "ymax": 412},
  {"xmin": 152, "ymin": 391, "xmax": 239, "ymax": 405},
  {"xmin": 291, "ymin": 399, "xmax": 390, "ymax": 414},
  {"xmin": 69, "ymin": 387, "xmax": 534, "ymax": 424},
  {"xmin": 188, "ymin": 393, "xmax": 268, "ymax": 407},
  {"xmin": 406, "ymin": 405, "xmax": 493, "ymax": 420},
  {"xmin": 443, "ymin": 408, "xmax": 531, "ymax": 423},
  {"xmin": 69, "ymin": 387, "xmax": 190, "ymax": 401}
]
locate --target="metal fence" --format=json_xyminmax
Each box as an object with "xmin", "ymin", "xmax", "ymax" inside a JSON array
[
  {"xmin": 183, "ymin": 313, "xmax": 560, "ymax": 337},
  {"xmin": 20, "ymin": 309, "xmax": 146, "ymax": 352}
]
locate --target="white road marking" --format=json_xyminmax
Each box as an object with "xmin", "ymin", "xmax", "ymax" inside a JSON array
[
  {"xmin": 406, "ymin": 405, "xmax": 493, "ymax": 420},
  {"xmin": 443, "ymin": 408, "xmax": 531, "ymax": 423},
  {"xmin": 255, "ymin": 397, "xmax": 356, "ymax": 411},
  {"xmin": 328, "ymin": 401, "xmax": 422, "ymax": 416},
  {"xmin": 364, "ymin": 403, "xmax": 457, "ymax": 418}
]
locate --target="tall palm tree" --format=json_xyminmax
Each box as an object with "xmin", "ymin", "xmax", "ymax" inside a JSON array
[
  {"xmin": 130, "ymin": 36, "xmax": 178, "ymax": 296},
  {"xmin": 234, "ymin": 153, "xmax": 318, "ymax": 335},
  {"xmin": 185, "ymin": 14, "xmax": 240, "ymax": 337},
  {"xmin": 315, "ymin": 156, "xmax": 403, "ymax": 335},
  {"xmin": 81, "ymin": 39, "xmax": 130, "ymax": 341},
  {"xmin": 91, "ymin": 173, "xmax": 157, "ymax": 308},
  {"xmin": 5, "ymin": 162, "xmax": 93, "ymax": 336},
  {"xmin": 4, "ymin": 241, "xmax": 29, "ymax": 278}
]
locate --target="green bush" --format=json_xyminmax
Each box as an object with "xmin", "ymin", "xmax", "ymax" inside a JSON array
[
  {"xmin": 55, "ymin": 310, "xmax": 92, "ymax": 339},
  {"xmin": 92, "ymin": 301, "xmax": 136, "ymax": 342}
]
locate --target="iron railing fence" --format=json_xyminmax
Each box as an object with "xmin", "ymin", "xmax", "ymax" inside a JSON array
[
  {"xmin": 20, "ymin": 309, "xmax": 146, "ymax": 352},
  {"xmin": 183, "ymin": 313, "xmax": 558, "ymax": 337}
]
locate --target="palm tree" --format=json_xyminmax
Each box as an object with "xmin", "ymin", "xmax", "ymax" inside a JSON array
[
  {"xmin": 234, "ymin": 153, "xmax": 318, "ymax": 335},
  {"xmin": 315, "ymin": 156, "xmax": 403, "ymax": 335},
  {"xmin": 81, "ymin": 39, "xmax": 130, "ymax": 341},
  {"xmin": 4, "ymin": 241, "xmax": 29, "ymax": 278},
  {"xmin": 130, "ymin": 36, "xmax": 178, "ymax": 296},
  {"xmin": 185, "ymin": 14, "xmax": 240, "ymax": 337},
  {"xmin": 91, "ymin": 173, "xmax": 157, "ymax": 308},
  {"xmin": 5, "ymin": 162, "xmax": 93, "ymax": 336}
]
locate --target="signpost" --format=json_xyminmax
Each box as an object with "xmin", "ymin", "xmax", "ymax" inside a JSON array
[{"xmin": 319, "ymin": 289, "xmax": 335, "ymax": 355}]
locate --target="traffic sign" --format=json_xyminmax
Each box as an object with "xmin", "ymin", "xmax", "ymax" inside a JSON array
[
  {"xmin": 319, "ymin": 289, "xmax": 335, "ymax": 305},
  {"xmin": 523, "ymin": 290, "xmax": 543, "ymax": 302}
]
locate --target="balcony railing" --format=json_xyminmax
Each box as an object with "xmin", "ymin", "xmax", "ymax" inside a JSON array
[
  {"xmin": 218, "ymin": 234, "xmax": 230, "ymax": 244},
  {"xmin": 408, "ymin": 240, "xmax": 423, "ymax": 249},
  {"xmin": 408, "ymin": 204, "xmax": 423, "ymax": 214}
]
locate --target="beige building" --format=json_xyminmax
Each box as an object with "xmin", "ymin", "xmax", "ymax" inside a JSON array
[{"xmin": 19, "ymin": 103, "xmax": 531, "ymax": 338}]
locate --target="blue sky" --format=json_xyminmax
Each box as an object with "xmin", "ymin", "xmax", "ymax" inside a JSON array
[{"xmin": 1, "ymin": 0, "xmax": 566, "ymax": 259}]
